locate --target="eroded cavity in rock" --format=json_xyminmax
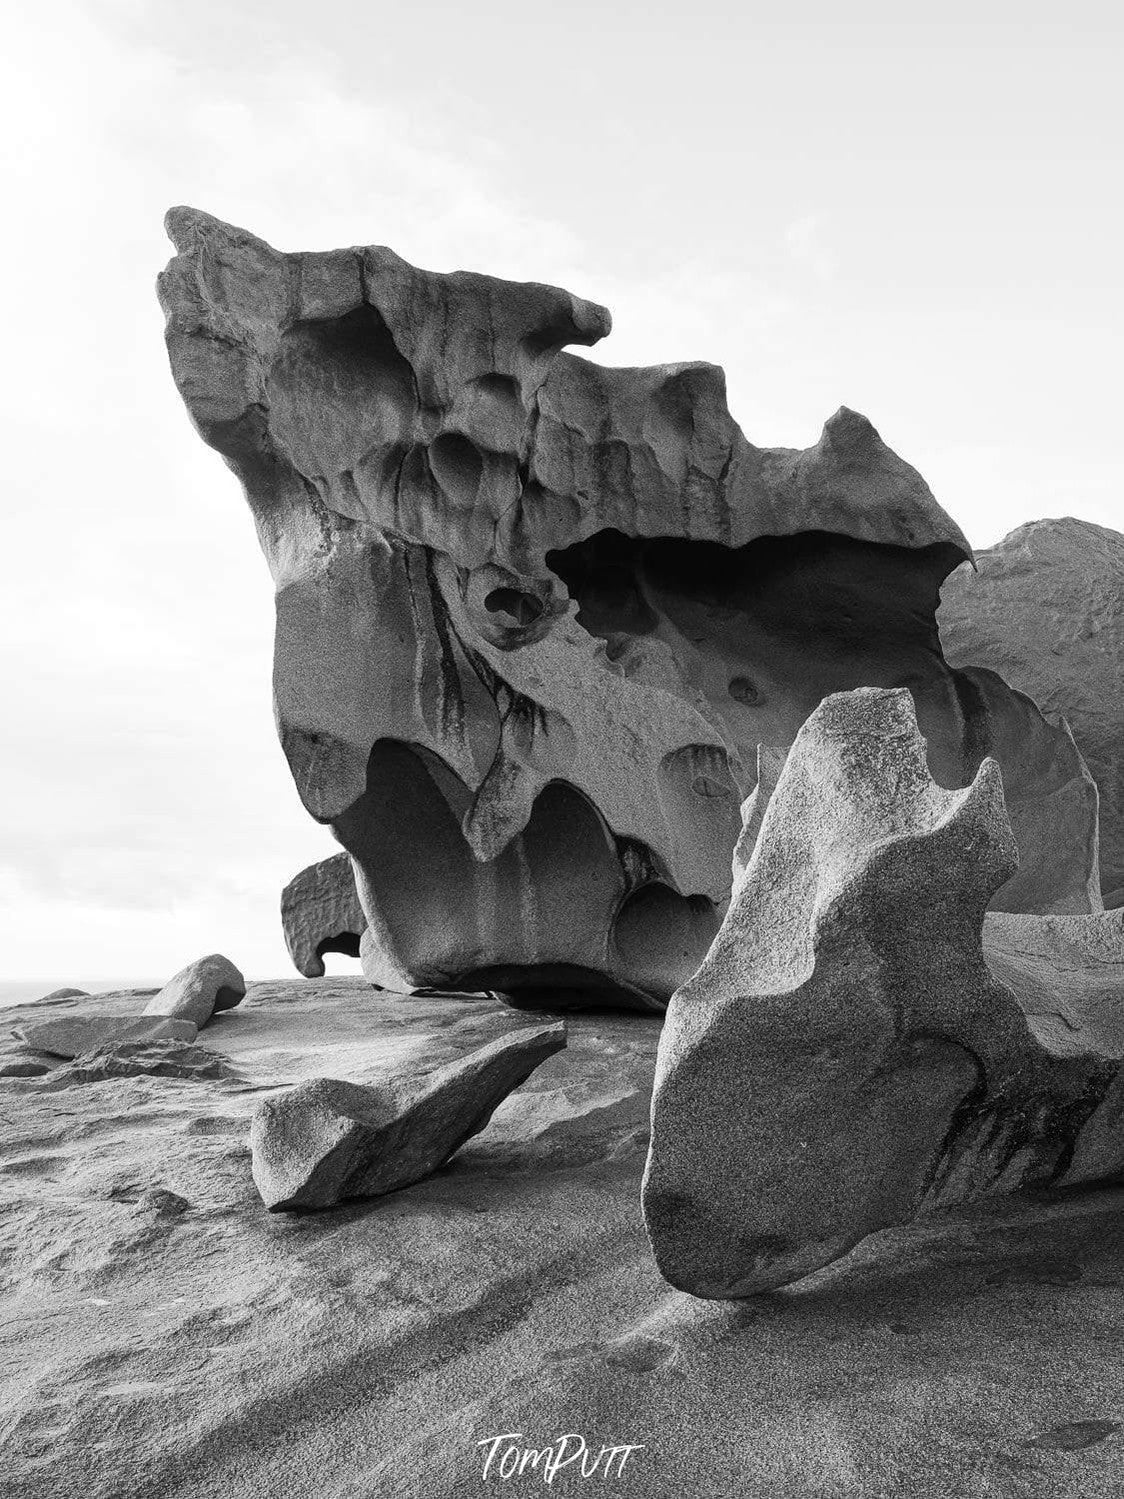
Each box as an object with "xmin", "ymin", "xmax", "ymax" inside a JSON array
[{"xmin": 158, "ymin": 209, "xmax": 1105, "ymax": 1010}]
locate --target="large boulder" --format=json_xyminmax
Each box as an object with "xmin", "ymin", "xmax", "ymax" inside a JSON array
[
  {"xmin": 281, "ymin": 853, "xmax": 366, "ymax": 978},
  {"xmin": 159, "ymin": 210, "xmax": 1101, "ymax": 1008},
  {"xmin": 143, "ymin": 955, "xmax": 245, "ymax": 1028},
  {"xmin": 643, "ymin": 687, "xmax": 1124, "ymax": 1299},
  {"xmin": 251, "ymin": 1016, "xmax": 566, "ymax": 1210},
  {"xmin": 940, "ymin": 516, "xmax": 1124, "ymax": 909}
]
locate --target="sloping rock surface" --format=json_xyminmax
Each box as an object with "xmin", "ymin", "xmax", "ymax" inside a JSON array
[{"xmin": 5, "ymin": 979, "xmax": 1124, "ymax": 1496}]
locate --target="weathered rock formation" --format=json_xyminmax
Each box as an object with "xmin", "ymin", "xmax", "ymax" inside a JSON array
[
  {"xmin": 940, "ymin": 517, "xmax": 1124, "ymax": 909},
  {"xmin": 643, "ymin": 688, "xmax": 1124, "ymax": 1299},
  {"xmin": 251, "ymin": 1016, "xmax": 566, "ymax": 1209},
  {"xmin": 159, "ymin": 210, "xmax": 1102, "ymax": 1008},
  {"xmin": 143, "ymin": 954, "xmax": 245, "ymax": 1028},
  {"xmin": 281, "ymin": 853, "xmax": 366, "ymax": 978}
]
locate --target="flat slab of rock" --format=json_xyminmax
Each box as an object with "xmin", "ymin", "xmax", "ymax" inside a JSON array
[
  {"xmin": 37, "ymin": 1040, "xmax": 240, "ymax": 1089},
  {"xmin": 251, "ymin": 1017, "xmax": 566, "ymax": 1210},
  {"xmin": 644, "ymin": 687, "xmax": 1124, "ymax": 1299},
  {"xmin": 12, "ymin": 1014, "xmax": 198, "ymax": 1059},
  {"xmin": 143, "ymin": 954, "xmax": 245, "ymax": 1028}
]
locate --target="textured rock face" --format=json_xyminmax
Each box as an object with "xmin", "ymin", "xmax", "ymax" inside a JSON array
[
  {"xmin": 11, "ymin": 1015, "xmax": 198, "ymax": 1058},
  {"xmin": 281, "ymin": 853, "xmax": 366, "ymax": 978},
  {"xmin": 251, "ymin": 1017, "xmax": 566, "ymax": 1209},
  {"xmin": 159, "ymin": 210, "xmax": 1101, "ymax": 1007},
  {"xmin": 940, "ymin": 517, "xmax": 1124, "ymax": 909},
  {"xmin": 983, "ymin": 907, "xmax": 1124, "ymax": 1064},
  {"xmin": 644, "ymin": 688, "xmax": 1124, "ymax": 1299},
  {"xmin": 37, "ymin": 1040, "xmax": 241, "ymax": 1089},
  {"xmin": 143, "ymin": 955, "xmax": 246, "ymax": 1028}
]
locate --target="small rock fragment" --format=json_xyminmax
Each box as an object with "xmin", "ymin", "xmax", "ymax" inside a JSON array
[
  {"xmin": 143, "ymin": 955, "xmax": 246, "ymax": 1028},
  {"xmin": 251, "ymin": 1020, "xmax": 566, "ymax": 1210}
]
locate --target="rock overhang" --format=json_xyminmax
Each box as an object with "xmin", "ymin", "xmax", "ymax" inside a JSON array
[{"xmin": 159, "ymin": 209, "xmax": 1099, "ymax": 1007}]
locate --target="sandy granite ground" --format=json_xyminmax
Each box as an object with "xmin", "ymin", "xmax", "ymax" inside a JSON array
[{"xmin": 3, "ymin": 979, "xmax": 1124, "ymax": 1498}]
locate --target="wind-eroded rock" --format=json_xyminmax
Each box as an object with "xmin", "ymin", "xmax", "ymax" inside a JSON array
[
  {"xmin": 644, "ymin": 688, "xmax": 1124, "ymax": 1299},
  {"xmin": 143, "ymin": 955, "xmax": 245, "ymax": 1028},
  {"xmin": 281, "ymin": 853, "xmax": 366, "ymax": 978},
  {"xmin": 941, "ymin": 516, "xmax": 1124, "ymax": 909},
  {"xmin": 251, "ymin": 1018, "xmax": 566, "ymax": 1210},
  {"xmin": 159, "ymin": 210, "xmax": 1102, "ymax": 1008}
]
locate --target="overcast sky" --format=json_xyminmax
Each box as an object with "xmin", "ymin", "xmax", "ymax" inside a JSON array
[{"xmin": 1, "ymin": 1, "xmax": 1121, "ymax": 981}]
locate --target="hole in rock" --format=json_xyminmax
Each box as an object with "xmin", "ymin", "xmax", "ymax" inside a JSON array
[
  {"xmin": 315, "ymin": 932, "xmax": 362, "ymax": 968},
  {"xmin": 546, "ymin": 528, "xmax": 960, "ymax": 650},
  {"xmin": 546, "ymin": 527, "xmax": 966, "ymax": 769},
  {"xmin": 429, "ymin": 431, "xmax": 484, "ymax": 506},
  {"xmin": 267, "ymin": 305, "xmax": 418, "ymax": 464},
  {"xmin": 728, "ymin": 676, "xmax": 761, "ymax": 706},
  {"xmin": 610, "ymin": 883, "xmax": 722, "ymax": 1001},
  {"xmin": 331, "ymin": 738, "xmax": 718, "ymax": 1008},
  {"xmin": 483, "ymin": 587, "xmax": 544, "ymax": 626}
]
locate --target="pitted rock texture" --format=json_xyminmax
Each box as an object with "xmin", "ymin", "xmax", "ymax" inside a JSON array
[
  {"xmin": 644, "ymin": 688, "xmax": 1124, "ymax": 1299},
  {"xmin": 160, "ymin": 210, "xmax": 1101, "ymax": 1008},
  {"xmin": 281, "ymin": 852, "xmax": 366, "ymax": 978},
  {"xmin": 143, "ymin": 954, "xmax": 246, "ymax": 1028},
  {"xmin": 251, "ymin": 1016, "xmax": 566, "ymax": 1210},
  {"xmin": 941, "ymin": 516, "xmax": 1124, "ymax": 909}
]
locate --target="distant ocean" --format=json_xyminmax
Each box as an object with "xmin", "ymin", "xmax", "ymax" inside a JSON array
[{"xmin": 0, "ymin": 979, "xmax": 160, "ymax": 1009}]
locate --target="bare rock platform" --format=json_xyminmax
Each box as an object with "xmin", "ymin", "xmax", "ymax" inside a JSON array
[{"xmin": 4, "ymin": 979, "xmax": 1124, "ymax": 1497}]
